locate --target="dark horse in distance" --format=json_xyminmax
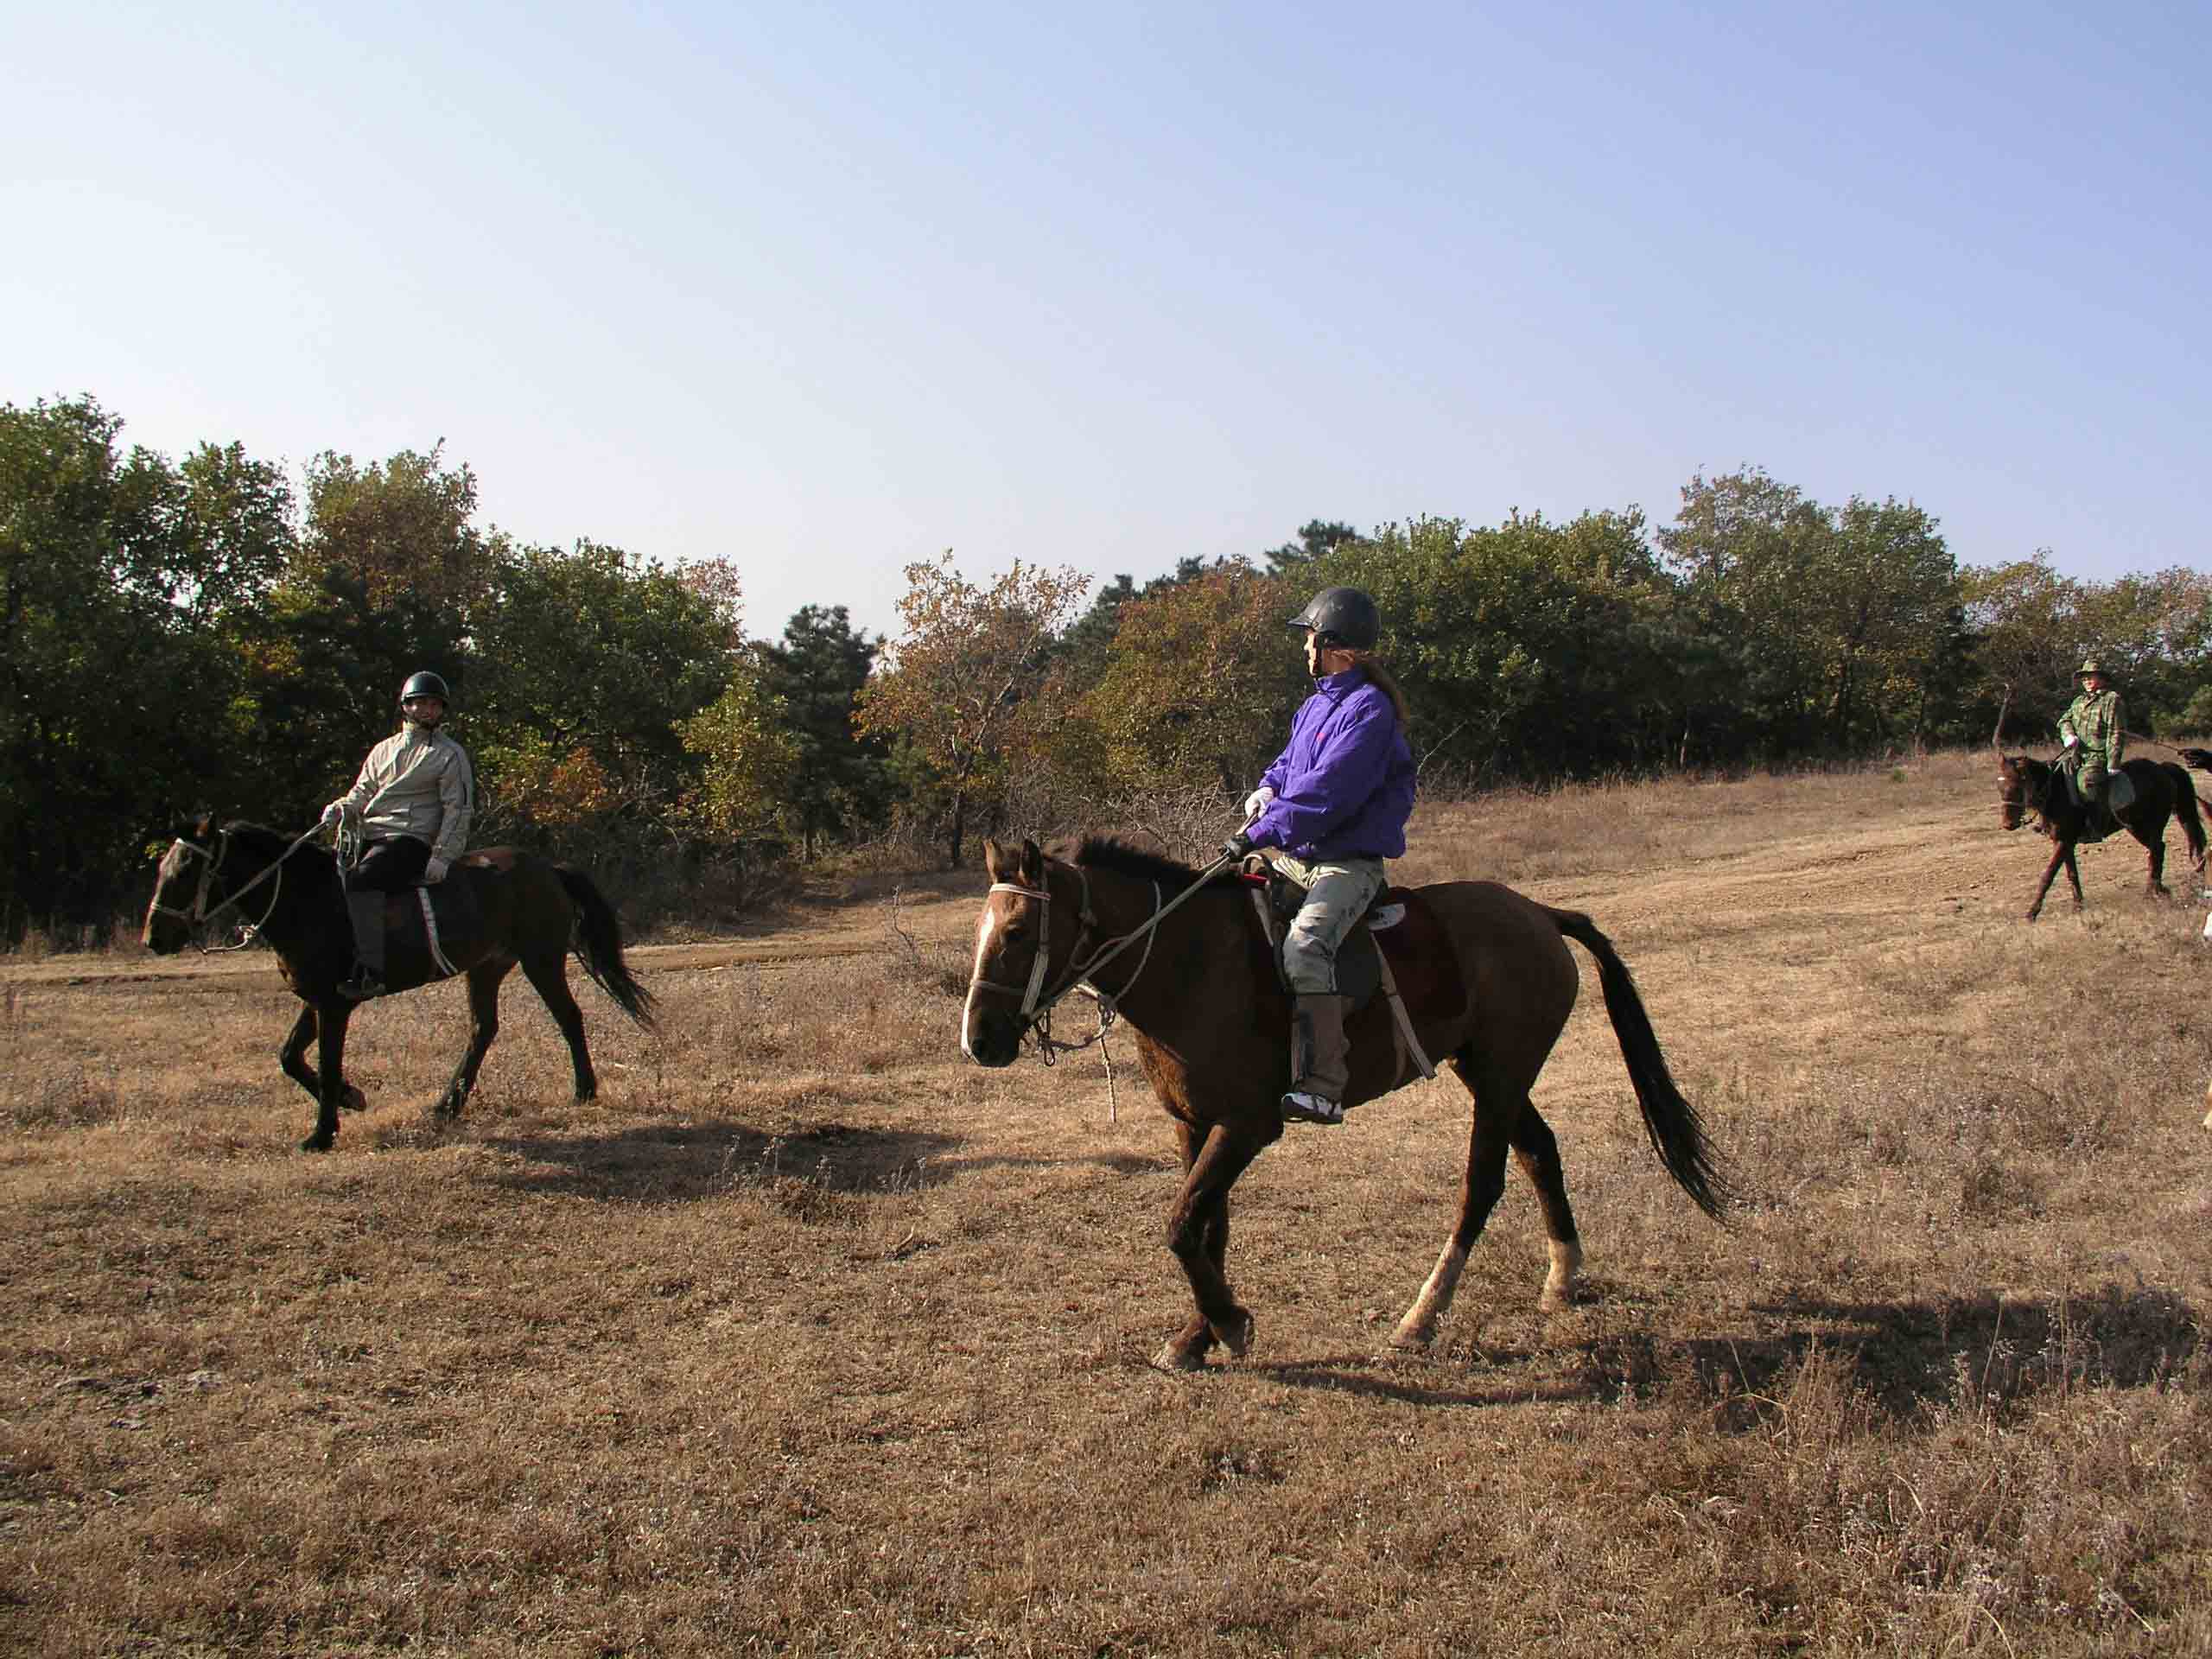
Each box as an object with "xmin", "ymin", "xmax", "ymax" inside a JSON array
[
  {"xmin": 1994, "ymin": 753, "xmax": 2207, "ymax": 920},
  {"xmin": 143, "ymin": 817, "xmax": 656, "ymax": 1150},
  {"xmin": 962, "ymin": 836, "xmax": 1732, "ymax": 1370}
]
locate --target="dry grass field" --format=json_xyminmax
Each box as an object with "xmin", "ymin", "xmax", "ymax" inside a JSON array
[{"xmin": 3, "ymin": 747, "xmax": 2209, "ymax": 1656}]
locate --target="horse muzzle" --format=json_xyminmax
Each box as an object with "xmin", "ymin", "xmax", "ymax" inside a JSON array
[{"xmin": 961, "ymin": 1007, "xmax": 1024, "ymax": 1068}]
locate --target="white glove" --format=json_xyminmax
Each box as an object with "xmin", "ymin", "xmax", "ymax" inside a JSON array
[
  {"xmin": 424, "ymin": 856, "xmax": 449, "ymax": 883},
  {"xmin": 1242, "ymin": 786, "xmax": 1275, "ymax": 823},
  {"xmin": 2062, "ymin": 733, "xmax": 2080, "ymax": 748},
  {"xmin": 320, "ymin": 801, "xmax": 346, "ymax": 827}
]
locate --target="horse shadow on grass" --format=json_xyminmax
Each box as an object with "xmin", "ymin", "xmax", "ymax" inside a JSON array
[
  {"xmin": 473, "ymin": 1122, "xmax": 1171, "ymax": 1205},
  {"xmin": 1245, "ymin": 1282, "xmax": 2199, "ymax": 1421}
]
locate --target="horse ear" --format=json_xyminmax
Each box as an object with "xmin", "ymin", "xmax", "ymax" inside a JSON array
[
  {"xmin": 1020, "ymin": 837, "xmax": 1044, "ymax": 885},
  {"xmin": 982, "ymin": 838, "xmax": 1007, "ymax": 880}
]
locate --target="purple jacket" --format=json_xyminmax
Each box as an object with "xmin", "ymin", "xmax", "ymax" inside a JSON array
[{"xmin": 1248, "ymin": 667, "xmax": 1416, "ymax": 861}]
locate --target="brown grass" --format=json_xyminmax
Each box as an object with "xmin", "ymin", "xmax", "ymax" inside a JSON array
[{"xmin": 3, "ymin": 747, "xmax": 2209, "ymax": 1656}]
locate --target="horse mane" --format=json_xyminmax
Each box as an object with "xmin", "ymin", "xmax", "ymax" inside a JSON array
[
  {"xmin": 1052, "ymin": 835, "xmax": 1243, "ymax": 889},
  {"xmin": 219, "ymin": 820, "xmax": 333, "ymax": 868}
]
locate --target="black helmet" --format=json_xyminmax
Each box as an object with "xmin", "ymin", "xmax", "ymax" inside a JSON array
[
  {"xmin": 1289, "ymin": 587, "xmax": 1380, "ymax": 650},
  {"xmin": 399, "ymin": 670, "xmax": 450, "ymax": 704}
]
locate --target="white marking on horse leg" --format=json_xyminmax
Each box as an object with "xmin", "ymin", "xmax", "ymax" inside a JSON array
[
  {"xmin": 1541, "ymin": 1238, "xmax": 1584, "ymax": 1311},
  {"xmin": 1391, "ymin": 1241, "xmax": 1467, "ymax": 1350}
]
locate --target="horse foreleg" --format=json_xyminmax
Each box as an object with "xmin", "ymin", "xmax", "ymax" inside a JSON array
[
  {"xmin": 2063, "ymin": 845, "xmax": 2085, "ymax": 909},
  {"xmin": 304, "ymin": 1001, "xmax": 353, "ymax": 1152},
  {"xmin": 2027, "ymin": 842, "xmax": 2070, "ymax": 920},
  {"xmin": 281, "ymin": 1005, "xmax": 365, "ymax": 1115},
  {"xmin": 519, "ymin": 950, "xmax": 598, "ymax": 1103},
  {"xmin": 1155, "ymin": 1120, "xmax": 1266, "ymax": 1370},
  {"xmin": 435, "ymin": 962, "xmax": 511, "ymax": 1119},
  {"xmin": 1392, "ymin": 1053, "xmax": 1520, "ymax": 1350}
]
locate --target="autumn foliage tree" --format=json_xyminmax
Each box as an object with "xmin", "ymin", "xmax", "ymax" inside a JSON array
[
  {"xmin": 1058, "ymin": 561, "xmax": 1304, "ymax": 796},
  {"xmin": 854, "ymin": 554, "xmax": 1089, "ymax": 866}
]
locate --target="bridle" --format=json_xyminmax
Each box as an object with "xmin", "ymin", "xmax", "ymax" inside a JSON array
[
  {"xmin": 968, "ymin": 853, "xmax": 1234, "ymax": 1064},
  {"xmin": 147, "ymin": 824, "xmax": 318, "ymax": 951}
]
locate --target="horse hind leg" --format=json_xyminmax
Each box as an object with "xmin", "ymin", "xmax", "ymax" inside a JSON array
[
  {"xmin": 1510, "ymin": 1103, "xmax": 1584, "ymax": 1310},
  {"xmin": 435, "ymin": 961, "xmax": 511, "ymax": 1120},
  {"xmin": 1391, "ymin": 1048, "xmax": 1518, "ymax": 1351},
  {"xmin": 519, "ymin": 948, "xmax": 598, "ymax": 1103}
]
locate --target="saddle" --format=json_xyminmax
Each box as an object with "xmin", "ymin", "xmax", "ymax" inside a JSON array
[
  {"xmin": 2058, "ymin": 761, "xmax": 2134, "ymax": 842},
  {"xmin": 1245, "ymin": 863, "xmax": 1468, "ymax": 1085}
]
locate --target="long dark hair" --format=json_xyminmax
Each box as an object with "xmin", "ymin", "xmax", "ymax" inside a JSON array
[{"xmin": 1351, "ymin": 653, "xmax": 1412, "ymax": 729}]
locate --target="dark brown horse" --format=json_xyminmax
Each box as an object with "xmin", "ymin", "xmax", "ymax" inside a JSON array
[
  {"xmin": 963, "ymin": 835, "xmax": 1732, "ymax": 1370},
  {"xmin": 142, "ymin": 817, "xmax": 656, "ymax": 1150},
  {"xmin": 1994, "ymin": 754, "xmax": 2206, "ymax": 920}
]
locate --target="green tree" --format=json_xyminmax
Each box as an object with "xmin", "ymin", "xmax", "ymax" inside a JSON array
[
  {"xmin": 467, "ymin": 541, "xmax": 737, "ymax": 851},
  {"xmin": 1657, "ymin": 470, "xmax": 1958, "ymax": 753},
  {"xmin": 299, "ymin": 443, "xmax": 493, "ymax": 615},
  {"xmin": 855, "ymin": 553, "xmax": 1089, "ymax": 867},
  {"xmin": 1263, "ymin": 518, "xmax": 1361, "ymax": 573},
  {"xmin": 678, "ymin": 645, "xmax": 802, "ymax": 846},
  {"xmin": 0, "ymin": 397, "xmax": 273, "ymax": 935},
  {"xmin": 763, "ymin": 605, "xmax": 889, "ymax": 857}
]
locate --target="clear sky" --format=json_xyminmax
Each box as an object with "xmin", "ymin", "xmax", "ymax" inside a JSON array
[{"xmin": 8, "ymin": 1, "xmax": 2206, "ymax": 645}]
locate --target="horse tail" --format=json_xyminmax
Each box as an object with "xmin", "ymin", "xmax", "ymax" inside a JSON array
[
  {"xmin": 1543, "ymin": 905, "xmax": 1733, "ymax": 1222},
  {"xmin": 554, "ymin": 866, "xmax": 658, "ymax": 1030},
  {"xmin": 2161, "ymin": 763, "xmax": 2209, "ymax": 868}
]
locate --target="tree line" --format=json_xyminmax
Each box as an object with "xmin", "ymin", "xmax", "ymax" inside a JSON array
[{"xmin": 6, "ymin": 394, "xmax": 2208, "ymax": 938}]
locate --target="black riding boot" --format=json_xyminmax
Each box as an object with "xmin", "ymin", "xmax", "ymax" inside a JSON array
[{"xmin": 340, "ymin": 890, "xmax": 387, "ymax": 1000}]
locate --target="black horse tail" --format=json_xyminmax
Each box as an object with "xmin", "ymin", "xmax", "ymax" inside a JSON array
[
  {"xmin": 555, "ymin": 866, "xmax": 658, "ymax": 1030},
  {"xmin": 2160, "ymin": 763, "xmax": 2209, "ymax": 868},
  {"xmin": 1544, "ymin": 905, "xmax": 1733, "ymax": 1222}
]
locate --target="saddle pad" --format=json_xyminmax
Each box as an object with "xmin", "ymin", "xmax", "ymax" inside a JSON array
[
  {"xmin": 1369, "ymin": 889, "xmax": 1467, "ymax": 1026},
  {"xmin": 378, "ymin": 875, "xmax": 482, "ymax": 983}
]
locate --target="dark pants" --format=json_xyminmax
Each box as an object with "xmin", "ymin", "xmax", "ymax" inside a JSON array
[{"xmin": 345, "ymin": 836, "xmax": 430, "ymax": 980}]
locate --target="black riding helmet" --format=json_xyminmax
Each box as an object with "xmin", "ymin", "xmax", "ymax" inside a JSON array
[
  {"xmin": 1288, "ymin": 587, "xmax": 1381, "ymax": 651},
  {"xmin": 399, "ymin": 670, "xmax": 451, "ymax": 704}
]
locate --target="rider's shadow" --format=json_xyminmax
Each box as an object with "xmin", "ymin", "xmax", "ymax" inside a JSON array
[{"xmin": 478, "ymin": 1121, "xmax": 964, "ymax": 1204}]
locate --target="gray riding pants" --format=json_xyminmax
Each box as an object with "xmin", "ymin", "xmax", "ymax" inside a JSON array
[{"xmin": 1272, "ymin": 853, "xmax": 1388, "ymax": 995}]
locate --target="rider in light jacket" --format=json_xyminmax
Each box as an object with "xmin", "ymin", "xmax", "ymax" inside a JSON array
[{"xmin": 320, "ymin": 670, "xmax": 474, "ymax": 999}]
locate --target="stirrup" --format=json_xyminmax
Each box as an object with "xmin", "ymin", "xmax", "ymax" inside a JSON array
[
  {"xmin": 337, "ymin": 971, "xmax": 385, "ymax": 1001},
  {"xmin": 1281, "ymin": 1090, "xmax": 1344, "ymax": 1126}
]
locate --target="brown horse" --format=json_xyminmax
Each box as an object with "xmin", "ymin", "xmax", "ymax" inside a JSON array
[
  {"xmin": 1994, "ymin": 754, "xmax": 2207, "ymax": 920},
  {"xmin": 963, "ymin": 835, "xmax": 1732, "ymax": 1370},
  {"xmin": 143, "ymin": 816, "xmax": 656, "ymax": 1150}
]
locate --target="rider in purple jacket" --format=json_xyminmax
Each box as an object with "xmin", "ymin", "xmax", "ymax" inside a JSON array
[{"xmin": 1221, "ymin": 586, "xmax": 1415, "ymax": 1125}]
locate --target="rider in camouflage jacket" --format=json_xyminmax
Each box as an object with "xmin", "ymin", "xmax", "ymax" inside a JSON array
[{"xmin": 2057, "ymin": 657, "xmax": 2126, "ymax": 803}]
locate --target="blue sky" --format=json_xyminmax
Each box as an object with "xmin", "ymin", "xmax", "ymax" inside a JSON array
[{"xmin": 8, "ymin": 1, "xmax": 2206, "ymax": 644}]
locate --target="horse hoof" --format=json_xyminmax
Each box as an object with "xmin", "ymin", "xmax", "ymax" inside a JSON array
[
  {"xmin": 1211, "ymin": 1308, "xmax": 1254, "ymax": 1359},
  {"xmin": 340, "ymin": 1086, "xmax": 367, "ymax": 1114},
  {"xmin": 1388, "ymin": 1322, "xmax": 1433, "ymax": 1351},
  {"xmin": 300, "ymin": 1133, "xmax": 334, "ymax": 1154},
  {"xmin": 1153, "ymin": 1341, "xmax": 1208, "ymax": 1373}
]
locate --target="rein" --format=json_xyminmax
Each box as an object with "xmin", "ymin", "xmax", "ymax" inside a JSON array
[
  {"xmin": 972, "ymin": 852, "xmax": 1236, "ymax": 1065},
  {"xmin": 149, "ymin": 824, "xmax": 322, "ymax": 952}
]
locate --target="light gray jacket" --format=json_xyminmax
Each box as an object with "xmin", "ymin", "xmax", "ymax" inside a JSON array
[{"xmin": 334, "ymin": 727, "xmax": 474, "ymax": 861}]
